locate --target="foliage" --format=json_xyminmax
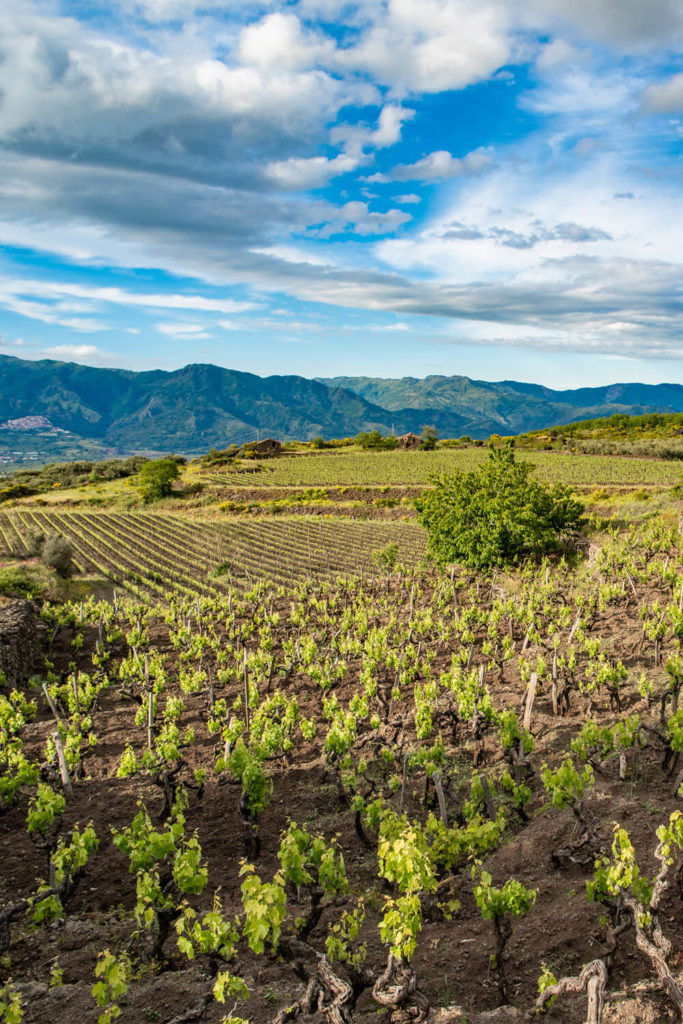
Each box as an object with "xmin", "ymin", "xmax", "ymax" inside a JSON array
[
  {"xmin": 0, "ymin": 565, "xmax": 52, "ymax": 599},
  {"xmin": 355, "ymin": 431, "xmax": 398, "ymax": 450},
  {"xmin": 239, "ymin": 863, "xmax": 287, "ymax": 954},
  {"xmin": 135, "ymin": 459, "xmax": 181, "ymax": 503},
  {"xmin": 92, "ymin": 951, "xmax": 131, "ymax": 1024},
  {"xmin": 0, "ymin": 983, "xmax": 23, "ymax": 1024},
  {"xmin": 41, "ymin": 534, "xmax": 74, "ymax": 579},
  {"xmin": 473, "ymin": 870, "xmax": 537, "ymax": 922},
  {"xmin": 586, "ymin": 825, "xmax": 653, "ymax": 907},
  {"xmin": 415, "ymin": 444, "xmax": 586, "ymax": 568},
  {"xmin": 541, "ymin": 758, "xmax": 594, "ymax": 809}
]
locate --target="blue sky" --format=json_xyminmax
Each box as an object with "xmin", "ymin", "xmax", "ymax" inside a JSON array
[{"xmin": 0, "ymin": 0, "xmax": 681, "ymax": 388}]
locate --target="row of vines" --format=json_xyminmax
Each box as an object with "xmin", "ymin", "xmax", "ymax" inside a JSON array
[
  {"xmin": 0, "ymin": 511, "xmax": 427, "ymax": 597},
  {"xmin": 4, "ymin": 516, "xmax": 683, "ymax": 1021},
  {"xmin": 198, "ymin": 448, "xmax": 683, "ymax": 489}
]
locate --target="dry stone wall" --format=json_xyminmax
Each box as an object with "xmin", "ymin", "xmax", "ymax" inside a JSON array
[{"xmin": 0, "ymin": 600, "xmax": 42, "ymax": 687}]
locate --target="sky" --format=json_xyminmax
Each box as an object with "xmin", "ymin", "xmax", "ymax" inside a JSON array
[{"xmin": 0, "ymin": 0, "xmax": 681, "ymax": 389}]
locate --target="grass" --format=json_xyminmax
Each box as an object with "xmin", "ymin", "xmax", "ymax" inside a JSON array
[{"xmin": 0, "ymin": 562, "xmax": 56, "ymax": 599}]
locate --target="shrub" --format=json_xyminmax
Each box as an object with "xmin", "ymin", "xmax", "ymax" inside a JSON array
[
  {"xmin": 0, "ymin": 566, "xmax": 51, "ymax": 599},
  {"xmin": 24, "ymin": 528, "xmax": 45, "ymax": 558},
  {"xmin": 41, "ymin": 534, "xmax": 74, "ymax": 579},
  {"xmin": 415, "ymin": 443, "xmax": 586, "ymax": 570},
  {"xmin": 135, "ymin": 459, "xmax": 180, "ymax": 503}
]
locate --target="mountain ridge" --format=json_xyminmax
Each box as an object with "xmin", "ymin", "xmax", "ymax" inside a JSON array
[{"xmin": 2, "ymin": 354, "xmax": 683, "ymax": 462}]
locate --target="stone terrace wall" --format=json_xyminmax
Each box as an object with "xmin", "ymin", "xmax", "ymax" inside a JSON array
[{"xmin": 0, "ymin": 600, "xmax": 42, "ymax": 687}]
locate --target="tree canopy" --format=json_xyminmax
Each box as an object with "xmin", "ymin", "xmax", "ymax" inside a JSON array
[
  {"xmin": 135, "ymin": 458, "xmax": 180, "ymax": 503},
  {"xmin": 415, "ymin": 444, "xmax": 585, "ymax": 569}
]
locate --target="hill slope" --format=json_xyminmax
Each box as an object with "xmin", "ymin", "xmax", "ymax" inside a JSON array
[
  {"xmin": 0, "ymin": 356, "xmax": 400, "ymax": 452},
  {"xmin": 2, "ymin": 355, "xmax": 683, "ymax": 463},
  {"xmin": 318, "ymin": 375, "xmax": 683, "ymax": 436}
]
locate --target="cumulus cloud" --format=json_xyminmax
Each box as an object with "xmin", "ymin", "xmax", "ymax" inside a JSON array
[
  {"xmin": 367, "ymin": 149, "xmax": 492, "ymax": 183},
  {"xmin": 0, "ymin": 1, "xmax": 376, "ymax": 190},
  {"xmin": 238, "ymin": 11, "xmax": 336, "ymax": 71},
  {"xmin": 336, "ymin": 0, "xmax": 512, "ymax": 93},
  {"xmin": 330, "ymin": 105, "xmax": 416, "ymax": 155},
  {"xmin": 0, "ymin": 0, "xmax": 679, "ymax": 372},
  {"xmin": 265, "ymin": 154, "xmax": 360, "ymax": 189}
]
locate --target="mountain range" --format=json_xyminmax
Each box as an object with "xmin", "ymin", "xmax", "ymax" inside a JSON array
[{"xmin": 1, "ymin": 354, "xmax": 683, "ymax": 462}]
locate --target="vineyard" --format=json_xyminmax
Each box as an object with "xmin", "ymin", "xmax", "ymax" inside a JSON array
[
  {"xmin": 4, "ymin": 515, "xmax": 683, "ymax": 1023},
  {"xmin": 195, "ymin": 448, "xmax": 683, "ymax": 490},
  {"xmin": 0, "ymin": 510, "xmax": 427, "ymax": 596}
]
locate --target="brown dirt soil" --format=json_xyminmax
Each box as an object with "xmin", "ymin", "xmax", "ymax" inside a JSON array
[{"xmin": 3, "ymin": 563, "xmax": 683, "ymax": 1024}]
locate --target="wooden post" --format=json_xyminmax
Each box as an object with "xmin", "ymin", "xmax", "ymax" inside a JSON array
[
  {"xmin": 432, "ymin": 771, "xmax": 448, "ymax": 827},
  {"xmin": 42, "ymin": 683, "xmax": 62, "ymax": 727},
  {"xmin": 399, "ymin": 751, "xmax": 409, "ymax": 812},
  {"xmin": 523, "ymin": 672, "xmax": 537, "ymax": 732},
  {"xmin": 53, "ymin": 730, "xmax": 74, "ymax": 800},
  {"xmin": 244, "ymin": 650, "xmax": 250, "ymax": 732},
  {"xmin": 568, "ymin": 615, "xmax": 581, "ymax": 644},
  {"xmin": 147, "ymin": 691, "xmax": 154, "ymax": 749},
  {"xmin": 478, "ymin": 774, "xmax": 496, "ymax": 821}
]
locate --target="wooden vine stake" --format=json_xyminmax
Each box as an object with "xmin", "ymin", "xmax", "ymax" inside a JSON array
[
  {"xmin": 243, "ymin": 649, "xmax": 250, "ymax": 733},
  {"xmin": 399, "ymin": 751, "xmax": 409, "ymax": 812},
  {"xmin": 431, "ymin": 771, "xmax": 448, "ymax": 827},
  {"xmin": 52, "ymin": 730, "xmax": 74, "ymax": 800},
  {"xmin": 145, "ymin": 653, "xmax": 154, "ymax": 750},
  {"xmin": 523, "ymin": 672, "xmax": 537, "ymax": 732},
  {"xmin": 41, "ymin": 682, "xmax": 63, "ymax": 728},
  {"xmin": 551, "ymin": 652, "xmax": 559, "ymax": 717}
]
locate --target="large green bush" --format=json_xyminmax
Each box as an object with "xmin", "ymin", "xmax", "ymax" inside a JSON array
[
  {"xmin": 415, "ymin": 444, "xmax": 585, "ymax": 569},
  {"xmin": 135, "ymin": 459, "xmax": 180, "ymax": 503}
]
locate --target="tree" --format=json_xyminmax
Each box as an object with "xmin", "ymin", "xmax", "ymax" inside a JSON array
[
  {"xmin": 355, "ymin": 431, "xmax": 398, "ymax": 451},
  {"xmin": 420, "ymin": 426, "xmax": 438, "ymax": 451},
  {"xmin": 41, "ymin": 534, "xmax": 74, "ymax": 579},
  {"xmin": 135, "ymin": 459, "xmax": 180, "ymax": 503},
  {"xmin": 415, "ymin": 443, "xmax": 585, "ymax": 569}
]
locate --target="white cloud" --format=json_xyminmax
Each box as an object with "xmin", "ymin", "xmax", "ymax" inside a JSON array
[
  {"xmin": 337, "ymin": 0, "xmax": 512, "ymax": 93},
  {"xmin": 330, "ymin": 105, "xmax": 415, "ymax": 155},
  {"xmin": 0, "ymin": 277, "xmax": 256, "ymax": 316},
  {"xmin": 42, "ymin": 344, "xmax": 111, "ymax": 359},
  {"xmin": 395, "ymin": 194, "xmax": 422, "ymax": 204},
  {"xmin": 339, "ymin": 201, "xmax": 412, "ymax": 235},
  {"xmin": 368, "ymin": 148, "xmax": 492, "ymax": 183},
  {"xmin": 238, "ymin": 12, "xmax": 335, "ymax": 71},
  {"xmin": 265, "ymin": 153, "xmax": 359, "ymax": 189},
  {"xmin": 535, "ymin": 38, "xmax": 586, "ymax": 70},
  {"xmin": 643, "ymin": 73, "xmax": 683, "ymax": 112},
  {"xmin": 523, "ymin": 0, "xmax": 683, "ymax": 50},
  {"xmin": 155, "ymin": 321, "xmax": 212, "ymax": 338}
]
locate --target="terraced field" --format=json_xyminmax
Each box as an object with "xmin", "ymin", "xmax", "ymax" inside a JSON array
[
  {"xmin": 200, "ymin": 447, "xmax": 683, "ymax": 488},
  {"xmin": 0, "ymin": 510, "xmax": 427, "ymax": 597}
]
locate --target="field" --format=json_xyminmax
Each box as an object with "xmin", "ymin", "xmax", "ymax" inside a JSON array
[
  {"xmin": 0, "ymin": 510, "xmax": 427, "ymax": 597},
  {"xmin": 194, "ymin": 448, "xmax": 683, "ymax": 489},
  {"xmin": 2, "ymin": 445, "xmax": 683, "ymax": 1024}
]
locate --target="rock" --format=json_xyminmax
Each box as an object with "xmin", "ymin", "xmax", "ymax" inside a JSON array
[
  {"xmin": 434, "ymin": 1006, "xmax": 524, "ymax": 1024},
  {"xmin": 0, "ymin": 600, "xmax": 42, "ymax": 687}
]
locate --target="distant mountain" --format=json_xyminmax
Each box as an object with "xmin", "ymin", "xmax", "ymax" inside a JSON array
[
  {"xmin": 0, "ymin": 355, "xmax": 398, "ymax": 455},
  {"xmin": 2, "ymin": 354, "xmax": 683, "ymax": 465},
  {"xmin": 318, "ymin": 375, "xmax": 683, "ymax": 437}
]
